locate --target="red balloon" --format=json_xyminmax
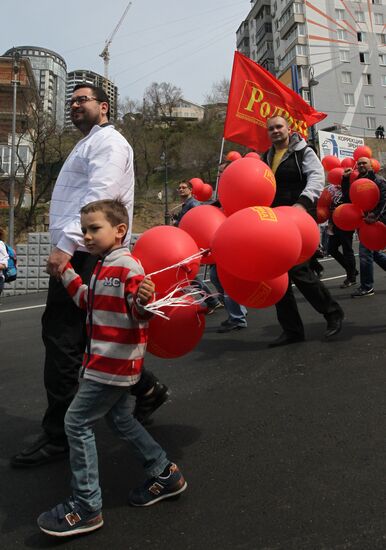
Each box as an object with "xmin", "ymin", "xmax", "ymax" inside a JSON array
[
  {"xmin": 349, "ymin": 170, "xmax": 359, "ymax": 184},
  {"xmin": 275, "ymin": 206, "xmax": 320, "ymax": 263},
  {"xmin": 189, "ymin": 178, "xmax": 204, "ymax": 195},
  {"xmin": 226, "ymin": 151, "xmax": 242, "ymax": 162},
  {"xmin": 245, "ymin": 152, "xmax": 261, "ymax": 159},
  {"xmin": 179, "ymin": 205, "xmax": 227, "ymax": 265},
  {"xmin": 341, "ymin": 157, "xmax": 356, "ymax": 169},
  {"xmin": 322, "ymin": 155, "xmax": 341, "ymax": 171},
  {"xmin": 349, "ymin": 178, "xmax": 380, "ymax": 211},
  {"xmin": 147, "ymin": 294, "xmax": 206, "ymax": 358},
  {"xmin": 194, "ymin": 183, "xmax": 213, "ymax": 202},
  {"xmin": 132, "ymin": 226, "xmax": 200, "ymax": 293},
  {"xmin": 316, "ymin": 205, "xmax": 330, "ymax": 224},
  {"xmin": 353, "ymin": 145, "xmax": 372, "ymax": 161},
  {"xmin": 371, "ymin": 158, "xmax": 381, "ymax": 173},
  {"xmin": 318, "ymin": 188, "xmax": 333, "ymax": 208},
  {"xmin": 217, "ymin": 265, "xmax": 289, "ymax": 309},
  {"xmin": 327, "ymin": 167, "xmax": 344, "ymax": 186},
  {"xmin": 332, "ymin": 203, "xmax": 363, "ymax": 231},
  {"xmin": 218, "ymin": 157, "xmax": 276, "ymax": 216},
  {"xmin": 359, "ymin": 221, "xmax": 386, "ymax": 251},
  {"xmin": 211, "ymin": 206, "xmax": 302, "ymax": 281}
]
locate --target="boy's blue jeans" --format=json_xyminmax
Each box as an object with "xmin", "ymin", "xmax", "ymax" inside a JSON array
[{"xmin": 65, "ymin": 378, "xmax": 169, "ymax": 512}]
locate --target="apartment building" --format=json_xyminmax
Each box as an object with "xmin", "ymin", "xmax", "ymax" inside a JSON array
[{"xmin": 236, "ymin": 0, "xmax": 386, "ymax": 137}]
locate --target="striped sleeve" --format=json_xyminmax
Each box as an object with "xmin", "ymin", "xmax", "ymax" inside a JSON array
[{"xmin": 61, "ymin": 262, "xmax": 88, "ymax": 310}]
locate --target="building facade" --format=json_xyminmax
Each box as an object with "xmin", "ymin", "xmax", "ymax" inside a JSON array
[
  {"xmin": 4, "ymin": 46, "xmax": 67, "ymax": 128},
  {"xmin": 237, "ymin": 0, "xmax": 386, "ymax": 138},
  {"xmin": 65, "ymin": 69, "xmax": 118, "ymax": 128},
  {"xmin": 0, "ymin": 56, "xmax": 39, "ymax": 207}
]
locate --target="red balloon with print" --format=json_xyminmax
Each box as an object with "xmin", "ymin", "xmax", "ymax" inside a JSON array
[
  {"xmin": 353, "ymin": 145, "xmax": 372, "ymax": 161},
  {"xmin": 332, "ymin": 203, "xmax": 363, "ymax": 231},
  {"xmin": 226, "ymin": 150, "xmax": 242, "ymax": 162},
  {"xmin": 218, "ymin": 157, "xmax": 276, "ymax": 216},
  {"xmin": 147, "ymin": 294, "xmax": 206, "ymax": 358},
  {"xmin": 132, "ymin": 226, "xmax": 200, "ymax": 293},
  {"xmin": 217, "ymin": 265, "xmax": 289, "ymax": 309},
  {"xmin": 341, "ymin": 157, "xmax": 356, "ymax": 169},
  {"xmin": 359, "ymin": 221, "xmax": 386, "ymax": 251},
  {"xmin": 322, "ymin": 155, "xmax": 341, "ymax": 171},
  {"xmin": 211, "ymin": 206, "xmax": 302, "ymax": 281},
  {"xmin": 349, "ymin": 178, "xmax": 380, "ymax": 211},
  {"xmin": 275, "ymin": 206, "xmax": 320, "ymax": 264},
  {"xmin": 371, "ymin": 158, "xmax": 381, "ymax": 173},
  {"xmin": 179, "ymin": 205, "xmax": 227, "ymax": 264},
  {"xmin": 194, "ymin": 183, "xmax": 213, "ymax": 202},
  {"xmin": 327, "ymin": 167, "xmax": 344, "ymax": 186}
]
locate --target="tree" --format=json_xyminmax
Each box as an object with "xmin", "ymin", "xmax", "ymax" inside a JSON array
[
  {"xmin": 143, "ymin": 82, "xmax": 183, "ymax": 123},
  {"xmin": 204, "ymin": 77, "xmax": 230, "ymax": 104}
]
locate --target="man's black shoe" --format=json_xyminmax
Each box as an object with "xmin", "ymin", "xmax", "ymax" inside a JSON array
[
  {"xmin": 11, "ymin": 433, "xmax": 69, "ymax": 468},
  {"xmin": 268, "ymin": 332, "xmax": 305, "ymax": 348},
  {"xmin": 133, "ymin": 382, "xmax": 169, "ymax": 424},
  {"xmin": 216, "ymin": 322, "xmax": 246, "ymax": 333},
  {"xmin": 324, "ymin": 311, "xmax": 344, "ymax": 339}
]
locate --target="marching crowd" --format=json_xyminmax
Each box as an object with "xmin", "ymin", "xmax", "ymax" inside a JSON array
[{"xmin": 1, "ymin": 84, "xmax": 385, "ymax": 538}]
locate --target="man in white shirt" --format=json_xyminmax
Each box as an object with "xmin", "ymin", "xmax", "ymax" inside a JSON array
[{"xmin": 11, "ymin": 85, "xmax": 168, "ymax": 467}]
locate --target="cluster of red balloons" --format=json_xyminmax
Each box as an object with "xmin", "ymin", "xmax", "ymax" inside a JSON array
[{"xmin": 189, "ymin": 177, "xmax": 213, "ymax": 202}]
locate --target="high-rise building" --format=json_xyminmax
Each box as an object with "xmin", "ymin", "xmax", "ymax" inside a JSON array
[
  {"xmin": 4, "ymin": 46, "xmax": 67, "ymax": 128},
  {"xmin": 65, "ymin": 70, "xmax": 118, "ymax": 128},
  {"xmin": 236, "ymin": 0, "xmax": 386, "ymax": 138}
]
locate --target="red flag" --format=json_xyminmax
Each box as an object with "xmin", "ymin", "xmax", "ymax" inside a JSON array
[{"xmin": 223, "ymin": 52, "xmax": 327, "ymax": 151}]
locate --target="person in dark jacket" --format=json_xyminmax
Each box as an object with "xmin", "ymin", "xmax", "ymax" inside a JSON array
[
  {"xmin": 262, "ymin": 116, "xmax": 344, "ymax": 347},
  {"xmin": 341, "ymin": 157, "xmax": 386, "ymax": 297}
]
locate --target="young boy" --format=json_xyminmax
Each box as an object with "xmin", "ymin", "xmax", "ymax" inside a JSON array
[{"xmin": 37, "ymin": 199, "xmax": 187, "ymax": 537}]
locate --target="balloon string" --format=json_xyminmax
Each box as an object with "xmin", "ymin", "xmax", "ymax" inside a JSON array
[
  {"xmin": 146, "ymin": 249, "xmax": 210, "ymax": 278},
  {"xmin": 144, "ymin": 282, "xmax": 220, "ymax": 320}
]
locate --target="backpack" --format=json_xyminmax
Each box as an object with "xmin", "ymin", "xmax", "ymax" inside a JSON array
[{"xmin": 4, "ymin": 244, "xmax": 17, "ymax": 283}]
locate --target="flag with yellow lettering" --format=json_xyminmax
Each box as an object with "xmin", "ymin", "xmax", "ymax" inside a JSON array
[{"xmin": 223, "ymin": 52, "xmax": 327, "ymax": 151}]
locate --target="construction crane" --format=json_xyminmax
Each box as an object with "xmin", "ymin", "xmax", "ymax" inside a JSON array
[{"xmin": 99, "ymin": 1, "xmax": 132, "ymax": 80}]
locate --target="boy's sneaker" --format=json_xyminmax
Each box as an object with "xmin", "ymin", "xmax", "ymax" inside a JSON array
[
  {"xmin": 37, "ymin": 498, "xmax": 103, "ymax": 537},
  {"xmin": 133, "ymin": 382, "xmax": 169, "ymax": 424},
  {"xmin": 128, "ymin": 463, "xmax": 187, "ymax": 507},
  {"xmin": 351, "ymin": 287, "xmax": 375, "ymax": 298},
  {"xmin": 340, "ymin": 278, "xmax": 356, "ymax": 288},
  {"xmin": 206, "ymin": 302, "xmax": 224, "ymax": 315}
]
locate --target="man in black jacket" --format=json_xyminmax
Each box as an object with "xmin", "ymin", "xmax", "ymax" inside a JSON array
[
  {"xmin": 262, "ymin": 116, "xmax": 344, "ymax": 347},
  {"xmin": 342, "ymin": 157, "xmax": 386, "ymax": 297}
]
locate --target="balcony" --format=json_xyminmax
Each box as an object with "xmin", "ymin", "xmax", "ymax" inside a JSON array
[{"xmin": 280, "ymin": 13, "xmax": 305, "ymax": 39}]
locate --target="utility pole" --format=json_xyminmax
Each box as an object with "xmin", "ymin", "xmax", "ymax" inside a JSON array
[
  {"xmin": 160, "ymin": 143, "xmax": 170, "ymax": 225},
  {"xmin": 9, "ymin": 51, "xmax": 20, "ymax": 248},
  {"xmin": 308, "ymin": 66, "xmax": 319, "ymax": 151}
]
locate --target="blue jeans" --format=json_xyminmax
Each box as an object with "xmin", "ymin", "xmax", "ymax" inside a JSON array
[
  {"xmin": 359, "ymin": 243, "xmax": 386, "ymax": 291},
  {"xmin": 65, "ymin": 379, "xmax": 169, "ymax": 512},
  {"xmin": 209, "ymin": 265, "xmax": 247, "ymax": 326}
]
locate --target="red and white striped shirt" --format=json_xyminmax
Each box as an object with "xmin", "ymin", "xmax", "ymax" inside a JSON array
[{"xmin": 61, "ymin": 247, "xmax": 152, "ymax": 387}]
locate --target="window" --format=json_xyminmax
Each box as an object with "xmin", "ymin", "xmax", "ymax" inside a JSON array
[
  {"xmin": 384, "ymin": 96, "xmax": 386, "ymax": 108},
  {"xmin": 296, "ymin": 44, "xmax": 308, "ymax": 56},
  {"xmin": 336, "ymin": 9, "xmax": 345, "ymax": 20},
  {"xmin": 375, "ymin": 13, "xmax": 383, "ymax": 24},
  {"xmin": 340, "ymin": 49, "xmax": 350, "ymax": 62},
  {"xmin": 276, "ymin": 37, "xmax": 280, "ymax": 49},
  {"xmin": 293, "ymin": 2, "xmax": 303, "ymax": 13},
  {"xmin": 355, "ymin": 11, "xmax": 365, "ymax": 22},
  {"xmin": 363, "ymin": 73, "xmax": 372, "ymax": 84},
  {"xmin": 342, "ymin": 71, "xmax": 352, "ymax": 83},
  {"xmin": 360, "ymin": 52, "xmax": 370, "ymax": 63},
  {"xmin": 302, "ymin": 89, "xmax": 310, "ymax": 102},
  {"xmin": 364, "ymin": 94, "xmax": 375, "ymax": 107},
  {"xmin": 344, "ymin": 93, "xmax": 355, "ymax": 105},
  {"xmin": 367, "ymin": 117, "xmax": 376, "ymax": 129},
  {"xmin": 373, "ymin": 0, "xmax": 382, "ymax": 4},
  {"xmin": 337, "ymin": 29, "xmax": 348, "ymax": 40},
  {"xmin": 381, "ymin": 75, "xmax": 386, "ymax": 85},
  {"xmin": 380, "ymin": 54, "xmax": 386, "ymax": 65},
  {"xmin": 357, "ymin": 32, "xmax": 367, "ymax": 42}
]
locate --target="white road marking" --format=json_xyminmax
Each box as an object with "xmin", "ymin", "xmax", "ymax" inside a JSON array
[{"xmin": 0, "ymin": 304, "xmax": 46, "ymax": 314}]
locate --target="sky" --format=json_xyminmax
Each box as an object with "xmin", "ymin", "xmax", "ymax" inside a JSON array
[{"xmin": 1, "ymin": 0, "xmax": 250, "ymax": 105}]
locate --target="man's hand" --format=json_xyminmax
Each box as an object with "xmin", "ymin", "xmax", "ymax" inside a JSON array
[
  {"xmin": 137, "ymin": 277, "xmax": 155, "ymax": 305},
  {"xmin": 46, "ymin": 247, "xmax": 72, "ymax": 279},
  {"xmin": 343, "ymin": 168, "xmax": 352, "ymax": 177},
  {"xmin": 363, "ymin": 212, "xmax": 377, "ymax": 225}
]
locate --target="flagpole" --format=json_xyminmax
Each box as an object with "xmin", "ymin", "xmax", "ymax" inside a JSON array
[{"xmin": 214, "ymin": 137, "xmax": 225, "ymax": 198}]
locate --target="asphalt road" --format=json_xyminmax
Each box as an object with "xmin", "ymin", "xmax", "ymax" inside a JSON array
[{"xmin": 1, "ymin": 247, "xmax": 386, "ymax": 550}]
